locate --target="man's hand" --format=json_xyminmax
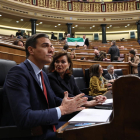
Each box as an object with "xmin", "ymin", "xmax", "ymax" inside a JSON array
[
  {"xmin": 93, "ymin": 95, "xmax": 107, "ymax": 103},
  {"xmin": 106, "ymin": 83, "xmax": 112, "ymax": 87},
  {"xmin": 84, "ymin": 95, "xmax": 107, "ymax": 107},
  {"xmin": 109, "ymin": 79, "xmax": 114, "ymax": 83},
  {"xmin": 59, "ymin": 92, "xmax": 88, "ymax": 116}
]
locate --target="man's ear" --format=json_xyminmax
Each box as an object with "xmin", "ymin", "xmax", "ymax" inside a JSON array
[{"xmin": 28, "ymin": 46, "xmax": 34, "ymax": 55}]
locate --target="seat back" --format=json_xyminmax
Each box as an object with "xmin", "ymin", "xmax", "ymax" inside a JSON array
[
  {"xmin": 0, "ymin": 59, "xmax": 17, "ymax": 88},
  {"xmin": 42, "ymin": 65, "xmax": 49, "ymax": 74},
  {"xmin": 72, "ymin": 68, "xmax": 84, "ymax": 77},
  {"xmin": 103, "ymin": 69, "xmax": 108, "ymax": 77},
  {"xmin": 72, "ymin": 68, "xmax": 87, "ymax": 90},
  {"xmin": 114, "ymin": 69, "xmax": 123, "ymax": 76},
  {"xmin": 0, "ymin": 59, "xmax": 17, "ymax": 122},
  {"xmin": 84, "ymin": 68, "xmax": 90, "ymax": 87}
]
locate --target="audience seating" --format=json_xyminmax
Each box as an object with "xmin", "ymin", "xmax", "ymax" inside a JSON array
[
  {"xmin": 0, "ymin": 59, "xmax": 41, "ymax": 139},
  {"xmin": 72, "ymin": 68, "xmax": 89, "ymax": 95}
]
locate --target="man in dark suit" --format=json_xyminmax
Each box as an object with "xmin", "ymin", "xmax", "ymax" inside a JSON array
[
  {"xmin": 104, "ymin": 65, "xmax": 118, "ymax": 80},
  {"xmin": 1, "ymin": 33, "xmax": 88, "ymax": 140},
  {"xmin": 83, "ymin": 35, "xmax": 89, "ymax": 48},
  {"xmin": 108, "ymin": 41, "xmax": 120, "ymax": 62}
]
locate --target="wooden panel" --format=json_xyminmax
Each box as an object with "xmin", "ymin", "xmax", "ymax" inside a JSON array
[
  {"xmin": 0, "ymin": 51, "xmax": 26, "ymax": 64},
  {"xmin": 72, "ymin": 59, "xmax": 130, "ymax": 75}
]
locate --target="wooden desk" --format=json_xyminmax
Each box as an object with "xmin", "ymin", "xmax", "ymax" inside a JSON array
[
  {"xmin": 56, "ymin": 90, "xmax": 112, "ymax": 138},
  {"xmin": 57, "ymin": 76, "xmax": 140, "ymax": 140}
]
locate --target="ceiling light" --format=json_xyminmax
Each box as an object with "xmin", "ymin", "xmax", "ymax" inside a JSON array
[
  {"xmin": 36, "ymin": 24, "xmax": 39, "ymax": 26},
  {"xmin": 110, "ymin": 25, "xmax": 112, "ymax": 27},
  {"xmin": 40, "ymin": 22, "xmax": 43, "ymax": 24},
  {"xmin": 16, "ymin": 21, "xmax": 19, "ymax": 23},
  {"xmin": 75, "ymin": 25, "xmax": 78, "ymax": 27},
  {"xmin": 72, "ymin": 27, "xmax": 75, "ymax": 28},
  {"xmin": 58, "ymin": 24, "xmax": 61, "ymax": 25},
  {"xmin": 107, "ymin": 27, "xmax": 109, "ymax": 28},
  {"xmin": 90, "ymin": 27, "xmax": 92, "ymax": 29},
  {"xmin": 127, "ymin": 24, "xmax": 130, "ymax": 26},
  {"xmin": 20, "ymin": 19, "xmax": 23, "ymax": 21},
  {"xmin": 92, "ymin": 25, "xmax": 95, "ymax": 27},
  {"xmin": 125, "ymin": 26, "xmax": 127, "ymax": 27},
  {"xmin": 0, "ymin": 15, "xmax": 2, "ymax": 17},
  {"xmin": 55, "ymin": 26, "xmax": 57, "ymax": 27}
]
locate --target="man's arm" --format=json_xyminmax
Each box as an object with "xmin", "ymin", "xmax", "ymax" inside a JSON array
[{"xmin": 5, "ymin": 66, "xmax": 59, "ymax": 128}]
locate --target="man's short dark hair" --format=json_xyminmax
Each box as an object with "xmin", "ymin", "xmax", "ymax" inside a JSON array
[
  {"xmin": 76, "ymin": 45, "xmax": 80, "ymax": 48},
  {"xmin": 81, "ymin": 57, "xmax": 85, "ymax": 60},
  {"xmin": 63, "ymin": 44, "xmax": 69, "ymax": 50},
  {"xmin": 112, "ymin": 40, "xmax": 116, "ymax": 46},
  {"xmin": 25, "ymin": 33, "xmax": 49, "ymax": 58},
  {"xmin": 129, "ymin": 50, "xmax": 135, "ymax": 56}
]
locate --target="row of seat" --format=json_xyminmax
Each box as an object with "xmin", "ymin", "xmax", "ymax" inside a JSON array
[{"xmin": 43, "ymin": 65, "xmax": 123, "ymax": 95}]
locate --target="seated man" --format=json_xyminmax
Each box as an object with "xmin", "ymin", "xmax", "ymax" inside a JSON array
[
  {"xmin": 1, "ymin": 33, "xmax": 89, "ymax": 140},
  {"xmin": 93, "ymin": 49, "xmax": 107, "ymax": 61},
  {"xmin": 104, "ymin": 65, "xmax": 118, "ymax": 81},
  {"xmin": 62, "ymin": 44, "xmax": 69, "ymax": 52},
  {"xmin": 128, "ymin": 50, "xmax": 140, "ymax": 74}
]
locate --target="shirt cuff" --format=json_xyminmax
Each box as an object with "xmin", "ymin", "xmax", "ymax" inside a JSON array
[{"xmin": 56, "ymin": 107, "xmax": 61, "ymax": 119}]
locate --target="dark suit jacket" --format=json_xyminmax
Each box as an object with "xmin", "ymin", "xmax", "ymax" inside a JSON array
[
  {"xmin": 1, "ymin": 60, "xmax": 62, "ymax": 140},
  {"xmin": 84, "ymin": 38, "xmax": 89, "ymax": 47},
  {"xmin": 104, "ymin": 73, "xmax": 118, "ymax": 80},
  {"xmin": 108, "ymin": 45, "xmax": 120, "ymax": 61},
  {"xmin": 48, "ymin": 71, "xmax": 93, "ymax": 101}
]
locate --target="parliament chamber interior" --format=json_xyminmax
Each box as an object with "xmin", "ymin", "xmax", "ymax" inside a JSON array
[{"xmin": 0, "ymin": 0, "xmax": 140, "ymax": 139}]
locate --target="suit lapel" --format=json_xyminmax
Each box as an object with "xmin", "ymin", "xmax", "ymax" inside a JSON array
[
  {"xmin": 108, "ymin": 73, "xmax": 111, "ymax": 79},
  {"xmin": 24, "ymin": 60, "xmax": 50, "ymax": 108},
  {"xmin": 24, "ymin": 60, "xmax": 41, "ymax": 87}
]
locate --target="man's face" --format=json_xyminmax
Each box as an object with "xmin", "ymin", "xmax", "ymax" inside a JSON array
[
  {"xmin": 108, "ymin": 67, "xmax": 114, "ymax": 75},
  {"xmin": 94, "ymin": 50, "xmax": 99, "ymax": 56},
  {"xmin": 31, "ymin": 37, "xmax": 53, "ymax": 65},
  {"xmin": 83, "ymin": 35, "xmax": 85, "ymax": 39}
]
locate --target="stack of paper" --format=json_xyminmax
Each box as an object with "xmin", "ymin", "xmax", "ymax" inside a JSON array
[
  {"xmin": 102, "ymin": 99, "xmax": 113, "ymax": 105},
  {"xmin": 68, "ymin": 109, "xmax": 112, "ymax": 124}
]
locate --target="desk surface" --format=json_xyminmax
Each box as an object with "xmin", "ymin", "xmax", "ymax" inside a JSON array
[{"xmin": 56, "ymin": 90, "xmax": 113, "ymax": 138}]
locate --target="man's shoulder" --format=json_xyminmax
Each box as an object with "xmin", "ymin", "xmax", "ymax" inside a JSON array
[{"xmin": 104, "ymin": 73, "xmax": 109, "ymax": 77}]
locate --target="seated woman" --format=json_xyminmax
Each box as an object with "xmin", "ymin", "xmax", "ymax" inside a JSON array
[
  {"xmin": 70, "ymin": 50, "xmax": 76, "ymax": 59},
  {"xmin": 89, "ymin": 64, "xmax": 112, "ymax": 97},
  {"xmin": 48, "ymin": 52, "xmax": 106, "ymax": 107}
]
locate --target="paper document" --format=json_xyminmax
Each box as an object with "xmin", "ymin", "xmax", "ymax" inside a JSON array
[
  {"xmin": 68, "ymin": 109, "xmax": 112, "ymax": 124},
  {"xmin": 102, "ymin": 99, "xmax": 113, "ymax": 105}
]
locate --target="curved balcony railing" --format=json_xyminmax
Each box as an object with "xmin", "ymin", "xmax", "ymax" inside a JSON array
[{"xmin": 14, "ymin": 0, "xmax": 139, "ymax": 12}]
